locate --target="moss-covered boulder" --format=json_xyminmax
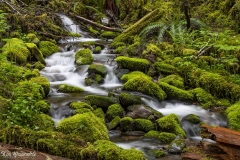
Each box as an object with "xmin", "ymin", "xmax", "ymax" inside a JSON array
[
  {"xmin": 70, "ymin": 101, "xmax": 94, "ymax": 114},
  {"xmin": 85, "ymin": 74, "xmax": 104, "ymax": 86},
  {"xmin": 119, "ymin": 92, "xmax": 143, "ymax": 108},
  {"xmin": 116, "ymin": 56, "xmax": 150, "ymax": 72},
  {"xmin": 120, "ymin": 117, "xmax": 134, "ymax": 131},
  {"xmin": 94, "ymin": 140, "xmax": 145, "ymax": 160},
  {"xmin": 30, "ymin": 76, "xmax": 50, "ymax": 97},
  {"xmin": 127, "ymin": 105, "xmax": 153, "ymax": 119},
  {"xmin": 168, "ymin": 138, "xmax": 186, "ymax": 154},
  {"xmin": 93, "ymin": 108, "xmax": 105, "ymax": 123},
  {"xmin": 181, "ymin": 114, "xmax": 201, "ymax": 124},
  {"xmin": 2, "ymin": 38, "xmax": 30, "ymax": 64},
  {"xmin": 58, "ymin": 84, "xmax": 84, "ymax": 93},
  {"xmin": 158, "ymin": 132, "xmax": 176, "ymax": 143},
  {"xmin": 35, "ymin": 100, "xmax": 51, "ymax": 113},
  {"xmin": 142, "ymin": 43, "xmax": 164, "ymax": 59},
  {"xmin": 25, "ymin": 43, "xmax": 45, "ymax": 64},
  {"xmin": 144, "ymin": 130, "xmax": 159, "ymax": 139},
  {"xmin": 38, "ymin": 41, "xmax": 59, "ymax": 57},
  {"xmin": 159, "ymin": 82, "xmax": 194, "ymax": 101},
  {"xmin": 157, "ymin": 114, "xmax": 186, "ymax": 137},
  {"xmin": 121, "ymin": 71, "xmax": 152, "ymax": 83},
  {"xmin": 154, "ymin": 61, "xmax": 176, "ymax": 75},
  {"xmin": 88, "ymin": 63, "xmax": 108, "ymax": 76},
  {"xmin": 34, "ymin": 114, "xmax": 54, "ymax": 131},
  {"xmin": 225, "ymin": 102, "xmax": 240, "ymax": 131},
  {"xmin": 108, "ymin": 116, "xmax": 121, "ymax": 130},
  {"xmin": 85, "ymin": 95, "xmax": 119, "ymax": 109},
  {"xmin": 57, "ymin": 112, "xmax": 109, "ymax": 142},
  {"xmin": 133, "ymin": 118, "xmax": 155, "ymax": 132},
  {"xmin": 106, "ymin": 104, "xmax": 124, "ymax": 121},
  {"xmin": 190, "ymin": 88, "xmax": 216, "ymax": 109},
  {"xmin": 75, "ymin": 48, "xmax": 94, "ymax": 65},
  {"xmin": 159, "ymin": 74, "xmax": 185, "ymax": 89},
  {"xmin": 123, "ymin": 77, "xmax": 167, "ymax": 101}
]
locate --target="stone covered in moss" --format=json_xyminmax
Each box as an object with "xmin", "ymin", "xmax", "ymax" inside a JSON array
[
  {"xmin": 142, "ymin": 43, "xmax": 164, "ymax": 58},
  {"xmin": 133, "ymin": 118, "xmax": 155, "ymax": 132},
  {"xmin": 75, "ymin": 48, "xmax": 94, "ymax": 65},
  {"xmin": 225, "ymin": 102, "xmax": 240, "ymax": 131},
  {"xmin": 34, "ymin": 114, "xmax": 54, "ymax": 131},
  {"xmin": 57, "ymin": 112, "xmax": 109, "ymax": 142},
  {"xmin": 34, "ymin": 61, "xmax": 45, "ymax": 70},
  {"xmin": 93, "ymin": 108, "xmax": 105, "ymax": 123},
  {"xmin": 2, "ymin": 38, "xmax": 30, "ymax": 64},
  {"xmin": 85, "ymin": 95, "xmax": 119, "ymax": 109},
  {"xmin": 88, "ymin": 63, "xmax": 108, "ymax": 76},
  {"xmin": 58, "ymin": 84, "xmax": 84, "ymax": 93},
  {"xmin": 190, "ymin": 88, "xmax": 216, "ymax": 109},
  {"xmin": 38, "ymin": 41, "xmax": 60, "ymax": 57},
  {"xmin": 116, "ymin": 56, "xmax": 150, "ymax": 72},
  {"xmin": 35, "ymin": 100, "xmax": 50, "ymax": 113},
  {"xmin": 108, "ymin": 116, "xmax": 121, "ymax": 130},
  {"xmin": 157, "ymin": 114, "xmax": 186, "ymax": 137},
  {"xmin": 151, "ymin": 150, "xmax": 166, "ymax": 158},
  {"xmin": 106, "ymin": 104, "xmax": 124, "ymax": 121},
  {"xmin": 70, "ymin": 101, "xmax": 94, "ymax": 114},
  {"xmin": 159, "ymin": 74, "xmax": 185, "ymax": 89},
  {"xmin": 100, "ymin": 31, "xmax": 120, "ymax": 39},
  {"xmin": 119, "ymin": 92, "xmax": 142, "ymax": 108},
  {"xmin": 30, "ymin": 76, "xmax": 50, "ymax": 97},
  {"xmin": 94, "ymin": 140, "xmax": 145, "ymax": 160},
  {"xmin": 181, "ymin": 114, "xmax": 201, "ymax": 124},
  {"xmin": 158, "ymin": 132, "xmax": 176, "ymax": 143},
  {"xmin": 120, "ymin": 117, "xmax": 134, "ymax": 131},
  {"xmin": 123, "ymin": 77, "xmax": 167, "ymax": 101},
  {"xmin": 121, "ymin": 71, "xmax": 152, "ymax": 83},
  {"xmin": 154, "ymin": 61, "xmax": 176, "ymax": 75},
  {"xmin": 159, "ymin": 82, "xmax": 194, "ymax": 101},
  {"xmin": 25, "ymin": 43, "xmax": 45, "ymax": 64},
  {"xmin": 168, "ymin": 138, "xmax": 186, "ymax": 154},
  {"xmin": 144, "ymin": 130, "xmax": 159, "ymax": 139},
  {"xmin": 93, "ymin": 46, "xmax": 102, "ymax": 53}
]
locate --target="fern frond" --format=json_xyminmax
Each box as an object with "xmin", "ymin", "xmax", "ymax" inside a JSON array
[
  {"xmin": 157, "ymin": 25, "xmax": 169, "ymax": 42},
  {"xmin": 139, "ymin": 22, "xmax": 165, "ymax": 39},
  {"xmin": 190, "ymin": 18, "xmax": 206, "ymax": 29},
  {"xmin": 85, "ymin": 5, "xmax": 104, "ymax": 17},
  {"xmin": 73, "ymin": 2, "xmax": 79, "ymax": 12}
]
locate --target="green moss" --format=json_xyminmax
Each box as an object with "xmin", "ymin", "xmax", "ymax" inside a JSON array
[
  {"xmin": 68, "ymin": 32, "xmax": 82, "ymax": 37},
  {"xmin": 116, "ymin": 56, "xmax": 150, "ymax": 72},
  {"xmin": 93, "ymin": 108, "xmax": 105, "ymax": 123},
  {"xmin": 25, "ymin": 43, "xmax": 45, "ymax": 64},
  {"xmin": 154, "ymin": 61, "xmax": 176, "ymax": 75},
  {"xmin": 159, "ymin": 82, "xmax": 194, "ymax": 101},
  {"xmin": 157, "ymin": 114, "xmax": 186, "ymax": 137},
  {"xmin": 26, "ymin": 33, "xmax": 37, "ymax": 42},
  {"xmin": 94, "ymin": 140, "xmax": 145, "ymax": 160},
  {"xmin": 0, "ymin": 96, "xmax": 11, "ymax": 127},
  {"xmin": 127, "ymin": 41, "xmax": 140, "ymax": 56},
  {"xmin": 30, "ymin": 76, "xmax": 50, "ymax": 97},
  {"xmin": 119, "ymin": 92, "xmax": 142, "ymax": 108},
  {"xmin": 85, "ymin": 95, "xmax": 119, "ymax": 109},
  {"xmin": 94, "ymin": 46, "xmax": 102, "ymax": 53},
  {"xmin": 182, "ymin": 48, "xmax": 198, "ymax": 56},
  {"xmin": 133, "ymin": 118, "xmax": 155, "ymax": 132},
  {"xmin": 158, "ymin": 132, "xmax": 176, "ymax": 143},
  {"xmin": 190, "ymin": 88, "xmax": 216, "ymax": 109},
  {"xmin": 34, "ymin": 61, "xmax": 45, "ymax": 70},
  {"xmin": 108, "ymin": 116, "xmax": 121, "ymax": 130},
  {"xmin": 89, "ymin": 27, "xmax": 99, "ymax": 35},
  {"xmin": 70, "ymin": 102, "xmax": 94, "ymax": 114},
  {"xmin": 100, "ymin": 31, "xmax": 120, "ymax": 39},
  {"xmin": 159, "ymin": 74, "xmax": 185, "ymax": 89},
  {"xmin": 35, "ymin": 100, "xmax": 50, "ymax": 113},
  {"xmin": 58, "ymin": 84, "xmax": 84, "ymax": 93},
  {"xmin": 225, "ymin": 102, "xmax": 240, "ymax": 131},
  {"xmin": 181, "ymin": 114, "xmax": 201, "ymax": 124},
  {"xmin": 106, "ymin": 104, "xmax": 124, "ymax": 121},
  {"xmin": 88, "ymin": 63, "xmax": 108, "ymax": 76},
  {"xmin": 57, "ymin": 112, "xmax": 109, "ymax": 142},
  {"xmin": 142, "ymin": 43, "xmax": 164, "ymax": 58},
  {"xmin": 38, "ymin": 41, "xmax": 59, "ymax": 57},
  {"xmin": 121, "ymin": 71, "xmax": 152, "ymax": 83},
  {"xmin": 123, "ymin": 77, "xmax": 167, "ymax": 101},
  {"xmin": 34, "ymin": 114, "xmax": 54, "ymax": 131},
  {"xmin": 144, "ymin": 130, "xmax": 159, "ymax": 139},
  {"xmin": 75, "ymin": 48, "xmax": 94, "ymax": 65},
  {"xmin": 2, "ymin": 38, "xmax": 30, "ymax": 64},
  {"xmin": 120, "ymin": 117, "xmax": 134, "ymax": 131},
  {"xmin": 152, "ymin": 150, "xmax": 166, "ymax": 158}
]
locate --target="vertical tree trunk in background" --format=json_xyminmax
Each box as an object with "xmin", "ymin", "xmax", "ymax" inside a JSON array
[
  {"xmin": 183, "ymin": 1, "xmax": 191, "ymax": 30},
  {"xmin": 104, "ymin": 0, "xmax": 119, "ymax": 17}
]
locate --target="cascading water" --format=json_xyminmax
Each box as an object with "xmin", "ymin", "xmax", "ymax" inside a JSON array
[{"xmin": 41, "ymin": 15, "xmax": 227, "ymax": 160}]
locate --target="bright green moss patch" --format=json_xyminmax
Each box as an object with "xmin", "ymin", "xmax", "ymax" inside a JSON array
[
  {"xmin": 25, "ymin": 42, "xmax": 45, "ymax": 64},
  {"xmin": 100, "ymin": 31, "xmax": 120, "ymax": 39},
  {"xmin": 116, "ymin": 56, "xmax": 150, "ymax": 72},
  {"xmin": 144, "ymin": 130, "xmax": 159, "ymax": 139},
  {"xmin": 159, "ymin": 82, "xmax": 194, "ymax": 101},
  {"xmin": 142, "ymin": 43, "xmax": 163, "ymax": 58},
  {"xmin": 119, "ymin": 92, "xmax": 142, "ymax": 108},
  {"xmin": 108, "ymin": 116, "xmax": 121, "ymax": 130},
  {"xmin": 159, "ymin": 74, "xmax": 185, "ymax": 89},
  {"xmin": 58, "ymin": 84, "xmax": 84, "ymax": 93},
  {"xmin": 158, "ymin": 132, "xmax": 176, "ymax": 143},
  {"xmin": 30, "ymin": 76, "xmax": 50, "ymax": 97},
  {"xmin": 70, "ymin": 101, "xmax": 94, "ymax": 114},
  {"xmin": 57, "ymin": 112, "xmax": 109, "ymax": 142},
  {"xmin": 181, "ymin": 114, "xmax": 201, "ymax": 124},
  {"xmin": 133, "ymin": 118, "xmax": 155, "ymax": 132},
  {"xmin": 75, "ymin": 48, "xmax": 94, "ymax": 65},
  {"xmin": 94, "ymin": 140, "xmax": 145, "ymax": 160},
  {"xmin": 123, "ymin": 77, "xmax": 166, "ymax": 101},
  {"xmin": 121, "ymin": 71, "xmax": 152, "ymax": 82},
  {"xmin": 120, "ymin": 117, "xmax": 134, "ymax": 131},
  {"xmin": 93, "ymin": 108, "xmax": 105, "ymax": 123},
  {"xmin": 35, "ymin": 100, "xmax": 50, "ymax": 113},
  {"xmin": 88, "ymin": 63, "xmax": 108, "ymax": 76},
  {"xmin": 157, "ymin": 114, "xmax": 186, "ymax": 137},
  {"xmin": 38, "ymin": 41, "xmax": 59, "ymax": 57},
  {"xmin": 34, "ymin": 114, "xmax": 54, "ymax": 131},
  {"xmin": 225, "ymin": 102, "xmax": 240, "ymax": 131},
  {"xmin": 106, "ymin": 104, "xmax": 124, "ymax": 121},
  {"xmin": 85, "ymin": 95, "xmax": 119, "ymax": 108},
  {"xmin": 2, "ymin": 38, "xmax": 30, "ymax": 64},
  {"xmin": 154, "ymin": 61, "xmax": 176, "ymax": 75}
]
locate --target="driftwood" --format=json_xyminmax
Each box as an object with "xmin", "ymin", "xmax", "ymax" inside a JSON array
[{"xmin": 71, "ymin": 13, "xmax": 123, "ymax": 32}]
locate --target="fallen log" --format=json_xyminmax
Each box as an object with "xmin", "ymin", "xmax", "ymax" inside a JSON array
[{"xmin": 70, "ymin": 13, "xmax": 123, "ymax": 32}]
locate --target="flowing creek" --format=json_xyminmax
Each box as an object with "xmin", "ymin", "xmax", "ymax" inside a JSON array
[{"xmin": 40, "ymin": 15, "xmax": 227, "ymax": 160}]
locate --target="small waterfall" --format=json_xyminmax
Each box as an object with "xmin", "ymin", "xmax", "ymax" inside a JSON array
[{"xmin": 101, "ymin": 65, "xmax": 122, "ymax": 88}]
